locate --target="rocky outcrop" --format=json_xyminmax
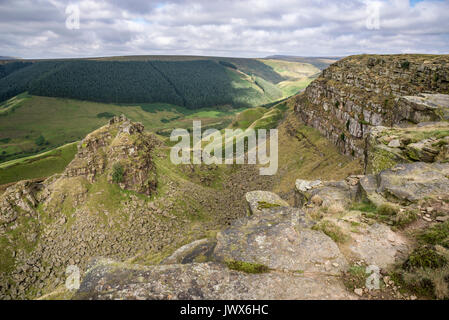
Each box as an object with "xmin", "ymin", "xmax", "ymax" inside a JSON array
[
  {"xmin": 0, "ymin": 115, "xmax": 161, "ymax": 299},
  {"xmin": 296, "ymin": 162, "xmax": 449, "ymax": 207},
  {"xmin": 293, "ymin": 54, "xmax": 449, "ymax": 159},
  {"xmin": 75, "ymin": 197, "xmax": 354, "ymax": 300},
  {"xmin": 74, "ymin": 157, "xmax": 449, "ymax": 300},
  {"xmin": 63, "ymin": 114, "xmax": 157, "ymax": 195},
  {"xmin": 366, "ymin": 122, "xmax": 449, "ymax": 174}
]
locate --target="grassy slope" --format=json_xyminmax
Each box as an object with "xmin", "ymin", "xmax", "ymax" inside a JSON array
[{"xmin": 0, "ymin": 142, "xmax": 77, "ymax": 185}]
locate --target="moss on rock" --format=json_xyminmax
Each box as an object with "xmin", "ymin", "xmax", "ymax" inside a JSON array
[{"xmin": 225, "ymin": 260, "xmax": 270, "ymax": 274}]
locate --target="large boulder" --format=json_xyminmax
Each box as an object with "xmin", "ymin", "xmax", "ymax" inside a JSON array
[
  {"xmin": 295, "ymin": 177, "xmax": 360, "ymax": 208},
  {"xmin": 398, "ymin": 93, "xmax": 449, "ymax": 123},
  {"xmin": 358, "ymin": 162, "xmax": 449, "ymax": 204},
  {"xmin": 213, "ymin": 206, "xmax": 346, "ymax": 275},
  {"xmin": 74, "ymin": 258, "xmax": 355, "ymax": 300}
]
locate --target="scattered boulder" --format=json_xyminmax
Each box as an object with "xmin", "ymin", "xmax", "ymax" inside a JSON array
[
  {"xmin": 388, "ymin": 139, "xmax": 401, "ymax": 148},
  {"xmin": 245, "ymin": 190, "xmax": 289, "ymax": 215},
  {"xmin": 295, "ymin": 178, "xmax": 359, "ymax": 208}
]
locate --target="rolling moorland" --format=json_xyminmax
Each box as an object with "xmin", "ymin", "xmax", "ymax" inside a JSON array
[{"xmin": 1, "ymin": 54, "xmax": 449, "ymax": 300}]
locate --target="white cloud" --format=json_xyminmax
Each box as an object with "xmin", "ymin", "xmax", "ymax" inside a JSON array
[{"xmin": 0, "ymin": 0, "xmax": 448, "ymax": 59}]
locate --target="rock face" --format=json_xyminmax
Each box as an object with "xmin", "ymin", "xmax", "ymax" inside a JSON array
[
  {"xmin": 74, "ymin": 259, "xmax": 354, "ymax": 300},
  {"xmin": 0, "ymin": 180, "xmax": 40, "ymax": 229},
  {"xmin": 293, "ymin": 54, "xmax": 449, "ymax": 159}
]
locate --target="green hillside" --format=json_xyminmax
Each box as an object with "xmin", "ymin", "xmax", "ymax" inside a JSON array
[
  {"xmin": 0, "ymin": 142, "xmax": 77, "ymax": 186},
  {"xmin": 0, "ymin": 58, "xmax": 286, "ymax": 108}
]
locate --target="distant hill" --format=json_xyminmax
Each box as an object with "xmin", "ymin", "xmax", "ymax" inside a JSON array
[
  {"xmin": 264, "ymin": 55, "xmax": 341, "ymax": 70},
  {"xmin": 0, "ymin": 56, "xmax": 19, "ymax": 60},
  {"xmin": 0, "ymin": 55, "xmax": 318, "ymax": 109}
]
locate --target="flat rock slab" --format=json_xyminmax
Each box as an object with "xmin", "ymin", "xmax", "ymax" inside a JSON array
[
  {"xmin": 213, "ymin": 207, "xmax": 346, "ymax": 275},
  {"xmin": 75, "ymin": 260, "xmax": 355, "ymax": 300},
  {"xmin": 402, "ymin": 94, "xmax": 449, "ymax": 111},
  {"xmin": 349, "ymin": 223, "xmax": 410, "ymax": 269},
  {"xmin": 377, "ymin": 162, "xmax": 449, "ymax": 202},
  {"xmin": 245, "ymin": 191, "xmax": 289, "ymax": 215}
]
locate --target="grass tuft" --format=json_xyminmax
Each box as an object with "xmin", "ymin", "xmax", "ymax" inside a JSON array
[
  {"xmin": 312, "ymin": 220, "xmax": 348, "ymax": 243},
  {"xmin": 225, "ymin": 260, "xmax": 270, "ymax": 274}
]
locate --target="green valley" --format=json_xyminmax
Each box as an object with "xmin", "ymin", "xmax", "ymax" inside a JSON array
[{"xmin": 0, "ymin": 55, "xmax": 329, "ymax": 169}]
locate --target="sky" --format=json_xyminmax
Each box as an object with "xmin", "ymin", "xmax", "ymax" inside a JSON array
[{"xmin": 1, "ymin": 0, "xmax": 448, "ymax": 59}]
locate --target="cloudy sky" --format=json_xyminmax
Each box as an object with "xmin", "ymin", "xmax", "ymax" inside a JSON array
[{"xmin": 1, "ymin": 0, "xmax": 448, "ymax": 59}]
